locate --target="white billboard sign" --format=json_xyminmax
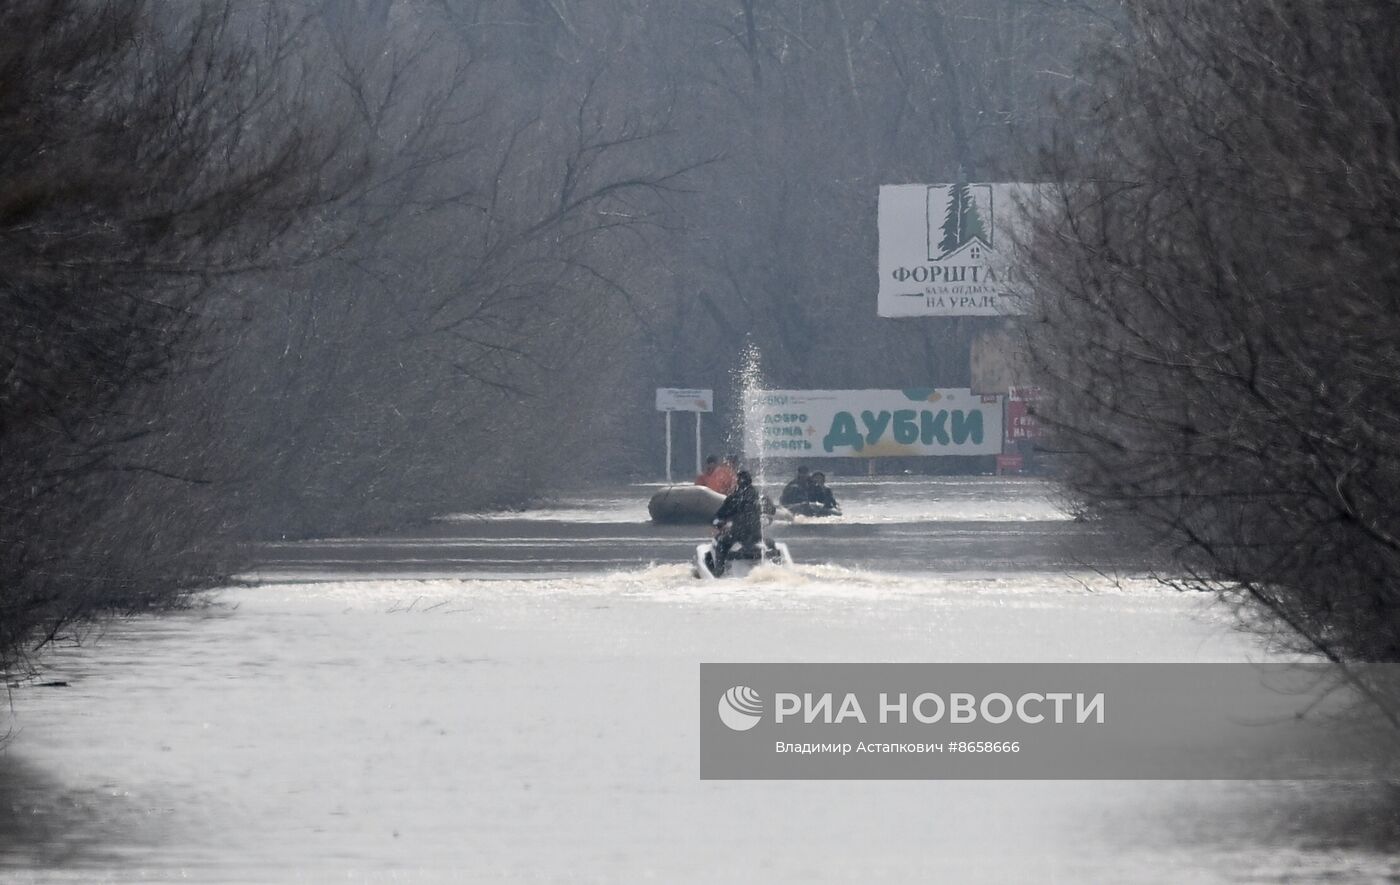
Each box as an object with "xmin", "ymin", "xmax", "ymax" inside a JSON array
[
  {"xmin": 878, "ymin": 183, "xmax": 1036, "ymax": 317},
  {"xmin": 655, "ymin": 388, "xmax": 713, "ymax": 412},
  {"xmin": 745, "ymin": 389, "xmax": 1003, "ymax": 458}
]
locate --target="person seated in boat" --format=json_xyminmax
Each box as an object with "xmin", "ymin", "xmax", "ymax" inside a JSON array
[
  {"xmin": 695, "ymin": 454, "xmax": 737, "ymax": 494},
  {"xmin": 711, "ymin": 470, "xmax": 764, "ymax": 573},
  {"xmin": 779, "ymin": 466, "xmax": 813, "ymax": 507},
  {"xmin": 807, "ymin": 471, "xmax": 839, "ymax": 513}
]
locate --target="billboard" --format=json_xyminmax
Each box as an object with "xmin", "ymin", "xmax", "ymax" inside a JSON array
[
  {"xmin": 655, "ymin": 388, "xmax": 713, "ymax": 412},
  {"xmin": 878, "ymin": 183, "xmax": 1037, "ymax": 317},
  {"xmin": 745, "ymin": 389, "xmax": 1003, "ymax": 459}
]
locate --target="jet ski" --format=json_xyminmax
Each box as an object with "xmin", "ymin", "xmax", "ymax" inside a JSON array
[{"xmin": 693, "ymin": 537, "xmax": 793, "ymax": 579}]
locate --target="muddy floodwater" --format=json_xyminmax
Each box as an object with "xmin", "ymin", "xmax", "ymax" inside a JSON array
[{"xmin": 4, "ymin": 477, "xmax": 1400, "ymax": 882}]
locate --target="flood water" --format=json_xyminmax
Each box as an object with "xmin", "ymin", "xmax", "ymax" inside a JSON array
[{"xmin": 3, "ymin": 477, "xmax": 1399, "ymax": 882}]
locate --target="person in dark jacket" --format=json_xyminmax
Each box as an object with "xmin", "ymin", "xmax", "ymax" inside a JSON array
[
  {"xmin": 711, "ymin": 470, "xmax": 763, "ymax": 574},
  {"xmin": 808, "ymin": 471, "xmax": 839, "ymax": 512},
  {"xmin": 779, "ymin": 466, "xmax": 812, "ymax": 507}
]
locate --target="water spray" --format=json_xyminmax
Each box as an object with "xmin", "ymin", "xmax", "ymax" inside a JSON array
[{"xmin": 730, "ymin": 338, "xmax": 768, "ymax": 492}]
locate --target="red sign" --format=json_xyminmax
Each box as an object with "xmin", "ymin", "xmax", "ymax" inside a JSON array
[
  {"xmin": 996, "ymin": 453, "xmax": 1024, "ymax": 475},
  {"xmin": 1006, "ymin": 387, "xmax": 1043, "ymax": 442}
]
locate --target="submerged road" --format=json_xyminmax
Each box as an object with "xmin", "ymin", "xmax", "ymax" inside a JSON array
[
  {"xmin": 245, "ymin": 476, "xmax": 1162, "ymax": 581},
  {"xmin": 4, "ymin": 475, "xmax": 1396, "ymax": 883}
]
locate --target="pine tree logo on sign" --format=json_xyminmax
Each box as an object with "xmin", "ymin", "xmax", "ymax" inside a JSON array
[
  {"xmin": 931, "ymin": 182, "xmax": 993, "ymax": 260},
  {"xmin": 877, "ymin": 182, "xmax": 1034, "ymax": 317},
  {"xmin": 886, "ymin": 183, "xmax": 1001, "ymax": 311}
]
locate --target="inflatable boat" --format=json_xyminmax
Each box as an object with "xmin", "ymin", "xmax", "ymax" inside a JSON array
[
  {"xmin": 692, "ymin": 538, "xmax": 794, "ymax": 580},
  {"xmin": 648, "ymin": 484, "xmax": 726, "ymax": 524}
]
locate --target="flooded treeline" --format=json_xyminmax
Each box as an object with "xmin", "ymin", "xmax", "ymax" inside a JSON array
[{"xmin": 1, "ymin": 0, "xmax": 1112, "ymax": 664}]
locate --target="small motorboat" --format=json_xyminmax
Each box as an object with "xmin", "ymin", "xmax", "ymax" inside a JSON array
[
  {"xmin": 692, "ymin": 537, "xmax": 794, "ymax": 579},
  {"xmin": 783, "ymin": 501, "xmax": 842, "ymax": 519}
]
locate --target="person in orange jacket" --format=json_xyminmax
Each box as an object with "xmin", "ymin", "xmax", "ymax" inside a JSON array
[{"xmin": 695, "ymin": 454, "xmax": 738, "ymax": 495}]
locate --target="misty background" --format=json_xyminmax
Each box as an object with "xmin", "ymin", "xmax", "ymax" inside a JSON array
[
  {"xmin": 3, "ymin": 0, "xmax": 1121, "ymax": 669},
  {"xmin": 188, "ymin": 0, "xmax": 1104, "ymax": 531}
]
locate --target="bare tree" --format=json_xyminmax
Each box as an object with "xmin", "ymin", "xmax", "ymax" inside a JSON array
[
  {"xmin": 0, "ymin": 0, "xmax": 420, "ymax": 670},
  {"xmin": 148, "ymin": 3, "xmax": 713, "ymax": 539},
  {"xmin": 1019, "ymin": 1, "xmax": 1400, "ymax": 707}
]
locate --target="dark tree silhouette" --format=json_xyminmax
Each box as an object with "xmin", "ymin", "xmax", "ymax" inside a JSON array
[
  {"xmin": 1018, "ymin": 0, "xmax": 1400, "ymax": 714},
  {"xmin": 0, "ymin": 0, "xmax": 381, "ymax": 668}
]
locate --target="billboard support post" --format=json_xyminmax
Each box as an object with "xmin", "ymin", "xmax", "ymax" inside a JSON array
[
  {"xmin": 656, "ymin": 388, "xmax": 715, "ymax": 485},
  {"xmin": 664, "ymin": 410, "xmax": 673, "ymax": 484}
]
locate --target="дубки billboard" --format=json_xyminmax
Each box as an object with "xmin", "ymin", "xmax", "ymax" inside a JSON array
[
  {"xmin": 745, "ymin": 389, "xmax": 1003, "ymax": 459},
  {"xmin": 878, "ymin": 183, "xmax": 1036, "ymax": 317}
]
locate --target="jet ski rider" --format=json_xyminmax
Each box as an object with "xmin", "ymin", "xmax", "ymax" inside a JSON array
[{"xmin": 711, "ymin": 469, "xmax": 764, "ymax": 574}]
